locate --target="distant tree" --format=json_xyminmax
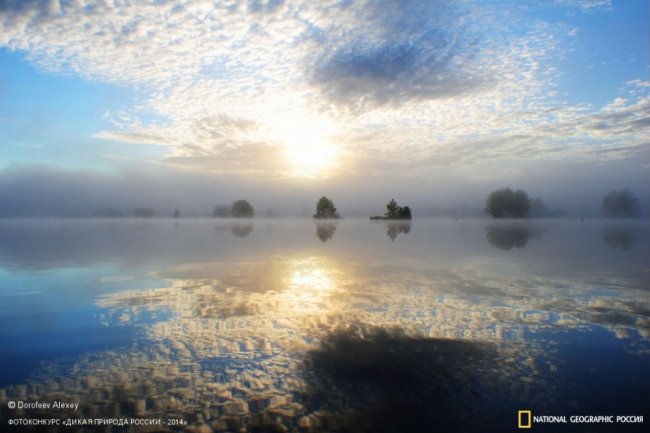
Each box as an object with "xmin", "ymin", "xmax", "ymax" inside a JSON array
[
  {"xmin": 173, "ymin": 209, "xmax": 180, "ymax": 218},
  {"xmin": 529, "ymin": 197, "xmax": 567, "ymax": 218},
  {"xmin": 529, "ymin": 197, "xmax": 547, "ymax": 218},
  {"xmin": 386, "ymin": 199, "xmax": 400, "ymax": 218},
  {"xmin": 133, "ymin": 207, "xmax": 155, "ymax": 218},
  {"xmin": 485, "ymin": 188, "xmax": 530, "ymax": 219},
  {"xmin": 399, "ymin": 206, "xmax": 412, "ymax": 219},
  {"xmin": 231, "ymin": 199, "xmax": 255, "ymax": 218},
  {"xmin": 92, "ymin": 208, "xmax": 124, "ymax": 218},
  {"xmin": 313, "ymin": 196, "xmax": 341, "ymax": 219},
  {"xmin": 383, "ymin": 199, "xmax": 412, "ymax": 220},
  {"xmin": 213, "ymin": 205, "xmax": 231, "ymax": 218},
  {"xmin": 602, "ymin": 189, "xmax": 641, "ymax": 218}
]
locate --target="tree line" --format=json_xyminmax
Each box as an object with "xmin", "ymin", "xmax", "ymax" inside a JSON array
[
  {"xmin": 93, "ymin": 188, "xmax": 643, "ymax": 219},
  {"xmin": 212, "ymin": 197, "xmax": 414, "ymax": 221},
  {"xmin": 484, "ymin": 187, "xmax": 642, "ymax": 219},
  {"xmin": 213, "ymin": 199, "xmax": 255, "ymax": 218},
  {"xmin": 314, "ymin": 196, "xmax": 412, "ymax": 220},
  {"xmin": 308, "ymin": 189, "xmax": 642, "ymax": 220}
]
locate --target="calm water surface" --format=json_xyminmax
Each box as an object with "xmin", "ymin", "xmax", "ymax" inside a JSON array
[{"xmin": 0, "ymin": 219, "xmax": 648, "ymax": 432}]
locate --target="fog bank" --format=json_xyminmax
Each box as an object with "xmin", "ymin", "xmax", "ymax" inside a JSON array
[{"xmin": 0, "ymin": 163, "xmax": 648, "ymax": 218}]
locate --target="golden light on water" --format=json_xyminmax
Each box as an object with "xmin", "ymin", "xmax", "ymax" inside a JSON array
[
  {"xmin": 289, "ymin": 264, "xmax": 334, "ymax": 293},
  {"xmin": 282, "ymin": 258, "xmax": 338, "ymax": 313}
]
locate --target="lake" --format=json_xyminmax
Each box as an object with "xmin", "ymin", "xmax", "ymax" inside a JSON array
[{"xmin": 0, "ymin": 219, "xmax": 648, "ymax": 432}]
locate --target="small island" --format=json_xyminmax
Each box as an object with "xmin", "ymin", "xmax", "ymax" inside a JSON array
[
  {"xmin": 313, "ymin": 196, "xmax": 341, "ymax": 219},
  {"xmin": 213, "ymin": 199, "xmax": 255, "ymax": 218},
  {"xmin": 370, "ymin": 199, "xmax": 412, "ymax": 220}
]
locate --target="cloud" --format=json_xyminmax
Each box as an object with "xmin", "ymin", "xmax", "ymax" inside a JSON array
[
  {"xmin": 309, "ymin": 0, "xmax": 482, "ymax": 109},
  {"xmin": 160, "ymin": 141, "xmax": 287, "ymax": 175},
  {"xmin": 553, "ymin": 0, "xmax": 613, "ymax": 12},
  {"xmin": 0, "ymin": 0, "xmax": 647, "ymax": 179},
  {"xmin": 582, "ymin": 93, "xmax": 650, "ymax": 135}
]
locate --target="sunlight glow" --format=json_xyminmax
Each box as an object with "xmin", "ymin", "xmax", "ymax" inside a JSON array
[
  {"xmin": 289, "ymin": 268, "xmax": 334, "ymax": 294},
  {"xmin": 274, "ymin": 117, "xmax": 339, "ymax": 178},
  {"xmin": 283, "ymin": 258, "xmax": 337, "ymax": 313}
]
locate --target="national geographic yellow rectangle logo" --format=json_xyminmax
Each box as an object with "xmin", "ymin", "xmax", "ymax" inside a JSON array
[{"xmin": 518, "ymin": 410, "xmax": 532, "ymax": 429}]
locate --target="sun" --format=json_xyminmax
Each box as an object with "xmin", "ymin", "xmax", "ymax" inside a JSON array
[{"xmin": 274, "ymin": 118, "xmax": 339, "ymax": 178}]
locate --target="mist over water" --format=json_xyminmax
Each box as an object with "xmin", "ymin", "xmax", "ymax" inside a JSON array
[
  {"xmin": 0, "ymin": 219, "xmax": 648, "ymax": 432},
  {"xmin": 1, "ymin": 164, "xmax": 649, "ymax": 218}
]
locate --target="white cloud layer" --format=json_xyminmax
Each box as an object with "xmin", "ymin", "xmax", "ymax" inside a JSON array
[{"xmin": 0, "ymin": 0, "xmax": 648, "ymax": 179}]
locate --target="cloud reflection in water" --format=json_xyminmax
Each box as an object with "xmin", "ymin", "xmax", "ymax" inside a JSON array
[{"xmin": 1, "ymin": 249, "xmax": 648, "ymax": 431}]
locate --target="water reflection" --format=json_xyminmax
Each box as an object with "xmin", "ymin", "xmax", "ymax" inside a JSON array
[
  {"xmin": 1, "ymin": 220, "xmax": 649, "ymax": 432},
  {"xmin": 385, "ymin": 221, "xmax": 411, "ymax": 241},
  {"xmin": 92, "ymin": 257, "xmax": 649, "ymax": 344},
  {"xmin": 232, "ymin": 222, "xmax": 254, "ymax": 238},
  {"xmin": 315, "ymin": 222, "xmax": 337, "ymax": 242},
  {"xmin": 0, "ymin": 257, "xmax": 351, "ymax": 431},
  {"xmin": 485, "ymin": 223, "xmax": 543, "ymax": 250},
  {"xmin": 602, "ymin": 225, "xmax": 639, "ymax": 250},
  {"xmin": 99, "ymin": 257, "xmax": 345, "ymax": 324}
]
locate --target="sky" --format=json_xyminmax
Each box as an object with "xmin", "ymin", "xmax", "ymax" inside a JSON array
[{"xmin": 0, "ymin": 0, "xmax": 648, "ymax": 217}]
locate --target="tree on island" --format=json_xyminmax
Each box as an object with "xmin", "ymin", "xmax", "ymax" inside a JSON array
[
  {"xmin": 371, "ymin": 199, "xmax": 412, "ymax": 220},
  {"xmin": 386, "ymin": 199, "xmax": 412, "ymax": 219},
  {"xmin": 398, "ymin": 206, "xmax": 412, "ymax": 219},
  {"xmin": 529, "ymin": 197, "xmax": 547, "ymax": 218},
  {"xmin": 231, "ymin": 200, "xmax": 255, "ymax": 218},
  {"xmin": 602, "ymin": 189, "xmax": 641, "ymax": 218},
  {"xmin": 132, "ymin": 207, "xmax": 155, "ymax": 218},
  {"xmin": 485, "ymin": 188, "xmax": 530, "ymax": 219},
  {"xmin": 213, "ymin": 205, "xmax": 231, "ymax": 218},
  {"xmin": 529, "ymin": 197, "xmax": 566, "ymax": 218},
  {"xmin": 313, "ymin": 196, "xmax": 341, "ymax": 219}
]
